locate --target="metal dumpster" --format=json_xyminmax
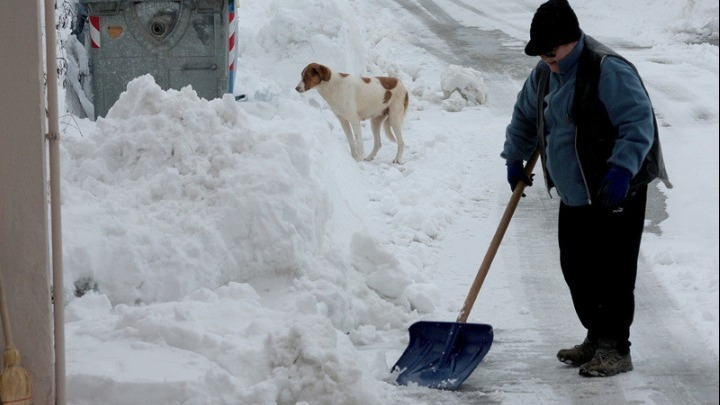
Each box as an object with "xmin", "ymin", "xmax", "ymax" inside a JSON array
[{"xmin": 79, "ymin": 0, "xmax": 238, "ymax": 118}]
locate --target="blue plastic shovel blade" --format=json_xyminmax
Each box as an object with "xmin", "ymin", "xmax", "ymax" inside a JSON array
[{"xmin": 392, "ymin": 321, "xmax": 493, "ymax": 390}]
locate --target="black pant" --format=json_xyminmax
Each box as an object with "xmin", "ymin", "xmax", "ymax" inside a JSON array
[{"xmin": 558, "ymin": 185, "xmax": 647, "ymax": 354}]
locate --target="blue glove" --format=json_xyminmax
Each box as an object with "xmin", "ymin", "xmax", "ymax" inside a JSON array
[
  {"xmin": 599, "ymin": 165, "xmax": 632, "ymax": 207},
  {"xmin": 506, "ymin": 160, "xmax": 533, "ymax": 192}
]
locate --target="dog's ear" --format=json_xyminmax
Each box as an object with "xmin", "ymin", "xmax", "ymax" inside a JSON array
[{"xmin": 314, "ymin": 64, "xmax": 331, "ymax": 82}]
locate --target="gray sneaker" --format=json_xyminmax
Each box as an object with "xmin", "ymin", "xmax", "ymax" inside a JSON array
[
  {"xmin": 557, "ymin": 338, "xmax": 597, "ymax": 366},
  {"xmin": 579, "ymin": 344, "xmax": 633, "ymax": 377}
]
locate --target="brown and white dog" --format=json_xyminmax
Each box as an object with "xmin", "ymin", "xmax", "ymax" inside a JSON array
[{"xmin": 295, "ymin": 63, "xmax": 409, "ymax": 163}]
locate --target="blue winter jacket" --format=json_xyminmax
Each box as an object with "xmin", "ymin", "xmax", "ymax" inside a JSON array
[{"xmin": 502, "ymin": 32, "xmax": 659, "ymax": 206}]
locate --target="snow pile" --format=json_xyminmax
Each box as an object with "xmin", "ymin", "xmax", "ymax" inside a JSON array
[
  {"xmin": 62, "ymin": 71, "xmax": 427, "ymax": 403},
  {"xmin": 440, "ymin": 64, "xmax": 489, "ymax": 112}
]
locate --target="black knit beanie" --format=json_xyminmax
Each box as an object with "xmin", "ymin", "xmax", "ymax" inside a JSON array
[{"xmin": 525, "ymin": 0, "xmax": 581, "ymax": 56}]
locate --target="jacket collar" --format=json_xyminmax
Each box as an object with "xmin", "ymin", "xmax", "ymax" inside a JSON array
[{"xmin": 557, "ymin": 31, "xmax": 586, "ymax": 74}]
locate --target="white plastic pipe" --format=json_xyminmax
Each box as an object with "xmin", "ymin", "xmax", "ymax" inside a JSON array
[{"xmin": 43, "ymin": 0, "xmax": 66, "ymax": 403}]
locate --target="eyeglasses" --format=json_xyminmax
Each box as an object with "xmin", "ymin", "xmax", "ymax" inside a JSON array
[
  {"xmin": 541, "ymin": 41, "xmax": 579, "ymax": 58},
  {"xmin": 542, "ymin": 47, "xmax": 557, "ymax": 58}
]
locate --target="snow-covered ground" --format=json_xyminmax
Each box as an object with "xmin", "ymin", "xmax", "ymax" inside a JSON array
[{"xmin": 57, "ymin": 0, "xmax": 718, "ymax": 403}]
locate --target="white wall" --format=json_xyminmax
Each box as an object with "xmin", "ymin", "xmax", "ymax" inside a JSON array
[{"xmin": 0, "ymin": 0, "xmax": 56, "ymax": 403}]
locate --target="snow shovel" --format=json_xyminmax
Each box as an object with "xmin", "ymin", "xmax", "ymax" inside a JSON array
[{"xmin": 392, "ymin": 150, "xmax": 540, "ymax": 390}]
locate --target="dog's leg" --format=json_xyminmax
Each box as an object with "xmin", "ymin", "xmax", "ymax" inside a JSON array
[
  {"xmin": 338, "ymin": 117, "xmax": 360, "ymax": 161},
  {"xmin": 388, "ymin": 116, "xmax": 405, "ymax": 164},
  {"xmin": 365, "ymin": 116, "xmax": 385, "ymax": 161},
  {"xmin": 349, "ymin": 118, "xmax": 364, "ymax": 161}
]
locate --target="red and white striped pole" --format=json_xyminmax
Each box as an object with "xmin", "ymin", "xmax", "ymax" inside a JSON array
[
  {"xmin": 228, "ymin": 5, "xmax": 236, "ymax": 72},
  {"xmin": 89, "ymin": 15, "xmax": 100, "ymax": 48}
]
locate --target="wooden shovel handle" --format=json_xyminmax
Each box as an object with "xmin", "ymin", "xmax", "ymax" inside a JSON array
[{"xmin": 456, "ymin": 150, "xmax": 540, "ymax": 323}]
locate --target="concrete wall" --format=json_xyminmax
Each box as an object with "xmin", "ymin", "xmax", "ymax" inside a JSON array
[{"xmin": 0, "ymin": 1, "xmax": 56, "ymax": 403}]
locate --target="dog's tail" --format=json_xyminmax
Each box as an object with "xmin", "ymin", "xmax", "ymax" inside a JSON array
[
  {"xmin": 383, "ymin": 119, "xmax": 396, "ymax": 143},
  {"xmin": 384, "ymin": 90, "xmax": 409, "ymax": 143}
]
